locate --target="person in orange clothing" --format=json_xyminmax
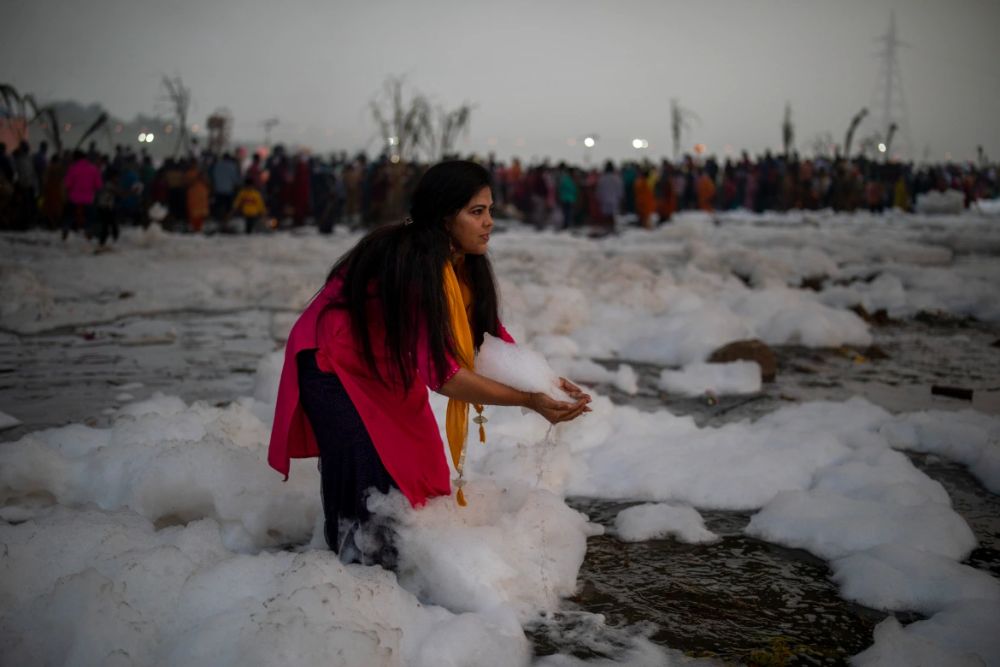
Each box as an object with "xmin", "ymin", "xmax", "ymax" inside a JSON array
[
  {"xmin": 185, "ymin": 165, "xmax": 211, "ymax": 232},
  {"xmin": 634, "ymin": 167, "xmax": 655, "ymax": 229},
  {"xmin": 696, "ymin": 169, "xmax": 716, "ymax": 211}
]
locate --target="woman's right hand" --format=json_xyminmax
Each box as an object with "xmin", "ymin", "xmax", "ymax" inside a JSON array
[{"xmin": 525, "ymin": 392, "xmax": 591, "ymax": 424}]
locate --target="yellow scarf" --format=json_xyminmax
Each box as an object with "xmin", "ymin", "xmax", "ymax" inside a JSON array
[{"xmin": 442, "ymin": 260, "xmax": 485, "ymax": 506}]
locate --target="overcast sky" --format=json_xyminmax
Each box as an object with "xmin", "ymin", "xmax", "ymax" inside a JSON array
[{"xmin": 3, "ymin": 0, "xmax": 998, "ymax": 162}]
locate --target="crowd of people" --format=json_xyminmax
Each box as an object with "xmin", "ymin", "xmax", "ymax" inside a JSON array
[{"xmin": 1, "ymin": 137, "xmax": 997, "ymax": 244}]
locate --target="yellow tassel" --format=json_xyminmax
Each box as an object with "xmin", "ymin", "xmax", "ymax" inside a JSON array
[
  {"xmin": 475, "ymin": 405, "xmax": 486, "ymax": 443},
  {"xmin": 456, "ymin": 487, "xmax": 467, "ymax": 506}
]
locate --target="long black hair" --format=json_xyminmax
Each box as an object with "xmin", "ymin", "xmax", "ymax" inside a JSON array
[{"xmin": 323, "ymin": 160, "xmax": 500, "ymax": 388}]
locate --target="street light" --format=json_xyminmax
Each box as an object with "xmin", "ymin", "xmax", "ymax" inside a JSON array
[
  {"xmin": 632, "ymin": 138, "xmax": 648, "ymax": 149},
  {"xmin": 584, "ymin": 136, "xmax": 596, "ymax": 148},
  {"xmin": 138, "ymin": 133, "xmax": 147, "ymax": 143},
  {"xmin": 878, "ymin": 143, "xmax": 887, "ymax": 153}
]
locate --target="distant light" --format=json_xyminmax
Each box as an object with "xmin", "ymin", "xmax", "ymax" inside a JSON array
[
  {"xmin": 390, "ymin": 154, "xmax": 400, "ymax": 164},
  {"xmin": 164, "ymin": 124, "xmax": 174, "ymax": 134},
  {"xmin": 145, "ymin": 133, "xmax": 155, "ymax": 143},
  {"xmin": 724, "ymin": 144, "xmax": 734, "ymax": 155},
  {"xmin": 138, "ymin": 132, "xmax": 147, "ymax": 142},
  {"xmin": 515, "ymin": 137, "xmax": 525, "ymax": 147},
  {"xmin": 583, "ymin": 137, "xmax": 596, "ymax": 148},
  {"xmin": 566, "ymin": 138, "xmax": 577, "ymax": 147},
  {"xmin": 944, "ymin": 152, "xmax": 952, "ymax": 160},
  {"xmin": 388, "ymin": 136, "xmax": 398, "ymax": 146},
  {"xmin": 877, "ymin": 143, "xmax": 887, "ymax": 153},
  {"xmin": 486, "ymin": 137, "xmax": 498, "ymax": 146},
  {"xmin": 191, "ymin": 124, "xmax": 200, "ymax": 133},
  {"xmin": 114, "ymin": 124, "xmax": 123, "ymax": 133},
  {"xmin": 694, "ymin": 143, "xmax": 706, "ymax": 155},
  {"xmin": 64, "ymin": 123, "xmax": 72, "ymax": 131}
]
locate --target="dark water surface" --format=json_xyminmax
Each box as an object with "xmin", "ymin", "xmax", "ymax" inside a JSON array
[
  {"xmin": 528, "ymin": 319, "xmax": 999, "ymax": 665},
  {"xmin": 528, "ymin": 499, "xmax": 887, "ymax": 666}
]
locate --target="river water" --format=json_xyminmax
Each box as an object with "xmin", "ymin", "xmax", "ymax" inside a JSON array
[{"xmin": 2, "ymin": 308, "xmax": 998, "ymax": 665}]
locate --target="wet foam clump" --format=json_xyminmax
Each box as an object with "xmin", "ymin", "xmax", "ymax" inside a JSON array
[
  {"xmin": 657, "ymin": 361, "xmax": 761, "ymax": 397},
  {"xmin": 551, "ymin": 358, "xmax": 639, "ymax": 395},
  {"xmin": 880, "ymin": 409, "xmax": 1000, "ymax": 493},
  {"xmin": 852, "ymin": 600, "xmax": 1000, "ymax": 667},
  {"xmin": 476, "ymin": 333, "xmax": 572, "ymax": 401},
  {"xmin": 613, "ymin": 503, "xmax": 718, "ymax": 544},
  {"xmin": 0, "ymin": 384, "xmax": 598, "ymax": 666},
  {"xmin": 369, "ymin": 481, "xmax": 592, "ymax": 619},
  {"xmin": 0, "ymin": 507, "xmax": 529, "ymax": 667}
]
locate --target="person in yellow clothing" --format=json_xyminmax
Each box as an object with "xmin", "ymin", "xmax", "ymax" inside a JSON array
[{"xmin": 231, "ymin": 177, "xmax": 267, "ymax": 234}]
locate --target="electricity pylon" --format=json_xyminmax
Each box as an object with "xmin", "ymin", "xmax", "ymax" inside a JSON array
[{"xmin": 873, "ymin": 10, "xmax": 913, "ymax": 160}]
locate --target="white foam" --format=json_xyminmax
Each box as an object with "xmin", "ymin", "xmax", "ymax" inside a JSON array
[
  {"xmin": 658, "ymin": 361, "xmax": 761, "ymax": 397},
  {"xmin": 614, "ymin": 503, "xmax": 718, "ymax": 544},
  {"xmin": 476, "ymin": 334, "xmax": 573, "ymax": 402},
  {"xmin": 881, "ymin": 409, "xmax": 1000, "ymax": 493},
  {"xmin": 852, "ymin": 600, "xmax": 1000, "ymax": 667},
  {"xmin": 551, "ymin": 358, "xmax": 639, "ymax": 395},
  {"xmin": 832, "ymin": 544, "xmax": 1000, "ymax": 615}
]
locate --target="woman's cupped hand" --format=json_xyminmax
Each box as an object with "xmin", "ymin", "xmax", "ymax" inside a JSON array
[{"xmin": 527, "ymin": 378, "xmax": 592, "ymax": 424}]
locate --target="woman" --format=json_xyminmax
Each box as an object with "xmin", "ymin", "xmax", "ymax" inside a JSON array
[{"xmin": 269, "ymin": 160, "xmax": 590, "ymax": 562}]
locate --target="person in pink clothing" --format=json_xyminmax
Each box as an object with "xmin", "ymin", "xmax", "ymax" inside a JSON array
[
  {"xmin": 62, "ymin": 150, "xmax": 103, "ymax": 240},
  {"xmin": 269, "ymin": 160, "xmax": 590, "ymax": 564}
]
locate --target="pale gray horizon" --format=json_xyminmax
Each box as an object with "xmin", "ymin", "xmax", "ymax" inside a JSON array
[{"xmin": 2, "ymin": 0, "xmax": 999, "ymax": 163}]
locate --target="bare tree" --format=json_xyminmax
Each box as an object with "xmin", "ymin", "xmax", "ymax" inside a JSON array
[
  {"xmin": 809, "ymin": 131, "xmax": 836, "ymax": 159},
  {"xmin": 369, "ymin": 75, "xmax": 474, "ymax": 162},
  {"xmin": 74, "ymin": 111, "xmax": 110, "ymax": 151},
  {"xmin": 430, "ymin": 104, "xmax": 473, "ymax": 160},
  {"xmin": 0, "ymin": 83, "xmax": 37, "ymax": 145},
  {"xmin": 33, "ymin": 106, "xmax": 63, "ymax": 153},
  {"xmin": 782, "ymin": 103, "xmax": 794, "ymax": 157},
  {"xmin": 670, "ymin": 99, "xmax": 699, "ymax": 160},
  {"xmin": 857, "ymin": 132, "xmax": 881, "ymax": 158},
  {"xmin": 160, "ymin": 75, "xmax": 193, "ymax": 157},
  {"xmin": 1, "ymin": 82, "xmax": 75, "ymax": 153},
  {"xmin": 369, "ymin": 76, "xmax": 433, "ymax": 162},
  {"xmin": 843, "ymin": 107, "xmax": 868, "ymax": 159}
]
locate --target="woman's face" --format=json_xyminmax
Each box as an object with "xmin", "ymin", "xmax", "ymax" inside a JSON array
[{"xmin": 447, "ymin": 186, "xmax": 494, "ymax": 256}]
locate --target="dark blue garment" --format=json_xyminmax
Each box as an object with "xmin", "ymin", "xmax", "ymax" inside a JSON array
[{"xmin": 296, "ymin": 349, "xmax": 397, "ymax": 556}]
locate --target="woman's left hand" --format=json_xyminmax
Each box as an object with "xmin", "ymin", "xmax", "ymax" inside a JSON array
[{"xmin": 559, "ymin": 377, "xmax": 592, "ymax": 411}]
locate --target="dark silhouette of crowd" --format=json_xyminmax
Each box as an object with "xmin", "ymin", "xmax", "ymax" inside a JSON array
[{"xmin": 1, "ymin": 137, "xmax": 996, "ymax": 244}]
